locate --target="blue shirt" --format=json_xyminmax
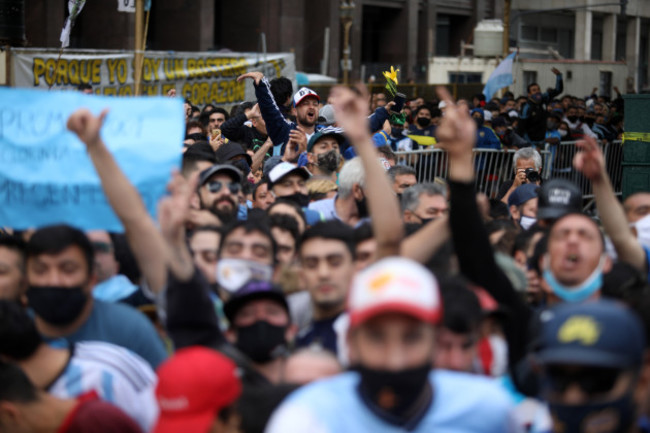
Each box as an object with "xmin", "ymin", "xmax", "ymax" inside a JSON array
[
  {"xmin": 47, "ymin": 300, "xmax": 168, "ymax": 369},
  {"xmin": 266, "ymin": 370, "xmax": 517, "ymax": 433}
]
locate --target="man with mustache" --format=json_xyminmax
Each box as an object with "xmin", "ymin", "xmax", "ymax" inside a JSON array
[{"xmin": 197, "ymin": 164, "xmax": 243, "ymax": 226}]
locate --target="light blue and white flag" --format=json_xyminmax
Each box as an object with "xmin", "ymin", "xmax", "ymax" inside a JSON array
[{"xmin": 483, "ymin": 51, "xmax": 517, "ymax": 101}]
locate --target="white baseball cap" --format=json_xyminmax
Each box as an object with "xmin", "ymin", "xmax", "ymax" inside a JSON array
[
  {"xmin": 348, "ymin": 257, "xmax": 442, "ymax": 327},
  {"xmin": 293, "ymin": 87, "xmax": 320, "ymax": 106},
  {"xmin": 268, "ymin": 162, "xmax": 310, "ymax": 187}
]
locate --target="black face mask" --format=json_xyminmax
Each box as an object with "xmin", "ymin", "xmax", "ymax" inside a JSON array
[
  {"xmin": 27, "ymin": 286, "xmax": 88, "ymax": 326},
  {"xmin": 317, "ymin": 150, "xmax": 341, "ymax": 173},
  {"xmin": 391, "ymin": 127, "xmax": 404, "ymax": 137},
  {"xmin": 531, "ymin": 93, "xmax": 543, "ymax": 103},
  {"xmin": 356, "ymin": 194, "xmax": 369, "ymax": 218},
  {"xmin": 282, "ymin": 192, "xmax": 310, "ymax": 208},
  {"xmin": 416, "ymin": 117, "xmax": 431, "ymax": 128},
  {"xmin": 567, "ymin": 115, "xmax": 579, "ymax": 123},
  {"xmin": 474, "ymin": 117, "xmax": 484, "ymax": 127},
  {"xmin": 579, "ymin": 115, "xmax": 586, "ymax": 123},
  {"xmin": 235, "ymin": 321, "xmax": 288, "ymax": 364},
  {"xmin": 549, "ymin": 391, "xmax": 637, "ymax": 433},
  {"xmin": 355, "ymin": 363, "xmax": 432, "ymax": 419},
  {"xmin": 419, "ymin": 217, "xmax": 434, "ymax": 225}
]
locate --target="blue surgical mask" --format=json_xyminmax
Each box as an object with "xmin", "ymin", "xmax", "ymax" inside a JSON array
[{"xmin": 543, "ymin": 255, "xmax": 606, "ymax": 303}]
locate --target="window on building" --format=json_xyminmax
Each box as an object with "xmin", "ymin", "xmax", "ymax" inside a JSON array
[
  {"xmin": 436, "ymin": 15, "xmax": 451, "ymax": 56},
  {"xmin": 599, "ymin": 71, "xmax": 612, "ymax": 97},
  {"xmin": 540, "ymin": 27, "xmax": 558, "ymax": 43},
  {"xmin": 523, "ymin": 71, "xmax": 538, "ymax": 92},
  {"xmin": 521, "ymin": 25, "xmax": 538, "ymax": 41},
  {"xmin": 592, "ymin": 31, "xmax": 603, "ymax": 60},
  {"xmin": 558, "ymin": 29, "xmax": 574, "ymax": 59},
  {"xmin": 448, "ymin": 72, "xmax": 483, "ymax": 84}
]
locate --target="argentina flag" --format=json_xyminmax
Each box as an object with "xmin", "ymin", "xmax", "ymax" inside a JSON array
[{"xmin": 483, "ymin": 51, "xmax": 517, "ymax": 101}]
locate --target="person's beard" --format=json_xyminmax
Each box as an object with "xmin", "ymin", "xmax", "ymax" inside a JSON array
[
  {"xmin": 205, "ymin": 196, "xmax": 238, "ymax": 223},
  {"xmin": 298, "ymin": 111, "xmax": 316, "ymax": 127}
]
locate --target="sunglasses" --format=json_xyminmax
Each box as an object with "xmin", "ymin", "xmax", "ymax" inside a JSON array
[
  {"xmin": 545, "ymin": 366, "xmax": 621, "ymax": 395},
  {"xmin": 206, "ymin": 180, "xmax": 241, "ymax": 195},
  {"xmin": 92, "ymin": 241, "xmax": 112, "ymax": 254}
]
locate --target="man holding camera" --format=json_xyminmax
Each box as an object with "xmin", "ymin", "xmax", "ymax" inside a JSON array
[{"xmin": 497, "ymin": 147, "xmax": 543, "ymax": 204}]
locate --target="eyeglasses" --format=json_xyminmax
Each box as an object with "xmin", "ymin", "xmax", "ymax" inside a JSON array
[
  {"xmin": 92, "ymin": 241, "xmax": 112, "ymax": 254},
  {"xmin": 206, "ymin": 181, "xmax": 241, "ymax": 195},
  {"xmin": 545, "ymin": 366, "xmax": 621, "ymax": 395}
]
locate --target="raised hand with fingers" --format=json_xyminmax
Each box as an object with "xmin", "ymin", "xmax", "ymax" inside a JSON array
[
  {"xmin": 330, "ymin": 85, "xmax": 372, "ymax": 144},
  {"xmin": 237, "ymin": 71, "xmax": 265, "ymax": 86},
  {"xmin": 67, "ymin": 108, "xmax": 109, "ymax": 148},
  {"xmin": 573, "ymin": 136, "xmax": 605, "ymax": 183},
  {"xmin": 158, "ymin": 171, "xmax": 198, "ymax": 241},
  {"xmin": 434, "ymin": 87, "xmax": 476, "ymax": 158}
]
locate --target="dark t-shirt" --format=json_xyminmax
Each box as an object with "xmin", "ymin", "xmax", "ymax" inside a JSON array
[
  {"xmin": 58, "ymin": 392, "xmax": 143, "ymax": 433},
  {"xmin": 295, "ymin": 314, "xmax": 340, "ymax": 354},
  {"xmin": 496, "ymin": 180, "xmax": 514, "ymax": 201}
]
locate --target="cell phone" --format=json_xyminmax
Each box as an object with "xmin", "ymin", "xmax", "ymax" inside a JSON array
[
  {"xmin": 212, "ymin": 129, "xmax": 221, "ymax": 139},
  {"xmin": 392, "ymin": 93, "xmax": 406, "ymax": 113}
]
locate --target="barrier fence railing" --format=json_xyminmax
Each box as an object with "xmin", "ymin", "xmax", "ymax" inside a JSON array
[{"xmin": 394, "ymin": 140, "xmax": 623, "ymax": 202}]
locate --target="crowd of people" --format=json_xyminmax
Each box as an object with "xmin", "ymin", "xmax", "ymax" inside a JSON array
[{"xmin": 0, "ymin": 66, "xmax": 647, "ymax": 433}]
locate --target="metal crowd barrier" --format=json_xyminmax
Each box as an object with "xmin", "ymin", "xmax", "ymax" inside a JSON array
[{"xmin": 394, "ymin": 140, "xmax": 623, "ymax": 201}]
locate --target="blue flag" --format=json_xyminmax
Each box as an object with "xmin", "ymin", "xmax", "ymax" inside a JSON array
[
  {"xmin": 483, "ymin": 52, "xmax": 517, "ymax": 101},
  {"xmin": 0, "ymin": 88, "xmax": 183, "ymax": 232}
]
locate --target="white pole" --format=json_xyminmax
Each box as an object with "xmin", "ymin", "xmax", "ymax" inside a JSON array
[{"xmin": 321, "ymin": 27, "xmax": 330, "ymax": 76}]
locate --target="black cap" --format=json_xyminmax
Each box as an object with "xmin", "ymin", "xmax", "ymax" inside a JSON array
[
  {"xmin": 199, "ymin": 164, "xmax": 243, "ymax": 186},
  {"xmin": 215, "ymin": 142, "xmax": 253, "ymax": 166},
  {"xmin": 537, "ymin": 179, "xmax": 582, "ymax": 220},
  {"xmin": 224, "ymin": 280, "xmax": 289, "ymax": 323}
]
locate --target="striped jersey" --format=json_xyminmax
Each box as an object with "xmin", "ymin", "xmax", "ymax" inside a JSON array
[{"xmin": 47, "ymin": 341, "xmax": 158, "ymax": 432}]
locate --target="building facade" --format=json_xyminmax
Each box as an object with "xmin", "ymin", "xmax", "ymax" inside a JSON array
[{"xmin": 11, "ymin": 0, "xmax": 647, "ymax": 89}]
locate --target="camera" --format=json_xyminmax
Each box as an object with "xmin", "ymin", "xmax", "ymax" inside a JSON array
[{"xmin": 525, "ymin": 168, "xmax": 541, "ymax": 183}]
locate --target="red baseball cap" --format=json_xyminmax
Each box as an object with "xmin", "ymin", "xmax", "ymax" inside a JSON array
[{"xmin": 153, "ymin": 347, "xmax": 242, "ymax": 433}]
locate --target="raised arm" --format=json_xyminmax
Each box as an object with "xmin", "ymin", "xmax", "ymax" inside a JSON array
[
  {"xmin": 238, "ymin": 72, "xmax": 291, "ymax": 152},
  {"xmin": 67, "ymin": 109, "xmax": 169, "ymax": 293},
  {"xmin": 435, "ymin": 87, "xmax": 532, "ymax": 370},
  {"xmin": 574, "ymin": 136, "xmax": 647, "ymax": 272},
  {"xmin": 546, "ymin": 67, "xmax": 563, "ymax": 100},
  {"xmin": 331, "ymin": 86, "xmax": 404, "ymax": 258},
  {"xmin": 400, "ymin": 215, "xmax": 450, "ymax": 263},
  {"xmin": 157, "ymin": 171, "xmax": 226, "ymax": 348}
]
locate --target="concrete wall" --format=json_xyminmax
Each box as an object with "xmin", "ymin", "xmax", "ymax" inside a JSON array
[{"xmin": 428, "ymin": 56, "xmax": 628, "ymax": 98}]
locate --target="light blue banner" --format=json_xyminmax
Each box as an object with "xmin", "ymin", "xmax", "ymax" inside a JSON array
[{"xmin": 0, "ymin": 88, "xmax": 184, "ymax": 232}]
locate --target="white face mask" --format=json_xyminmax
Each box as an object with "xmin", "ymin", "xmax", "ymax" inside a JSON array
[
  {"xmin": 559, "ymin": 129, "xmax": 568, "ymax": 138},
  {"xmin": 216, "ymin": 258, "xmax": 273, "ymax": 293},
  {"xmin": 632, "ymin": 214, "xmax": 650, "ymax": 250},
  {"xmin": 520, "ymin": 215, "xmax": 537, "ymax": 230}
]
